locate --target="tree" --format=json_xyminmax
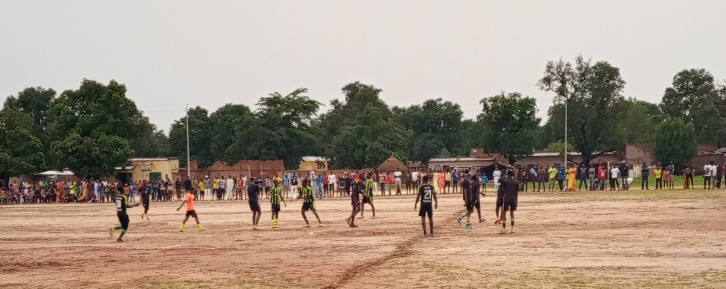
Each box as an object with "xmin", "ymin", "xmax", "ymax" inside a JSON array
[
  {"xmin": 209, "ymin": 104, "xmax": 251, "ymax": 162},
  {"xmin": 654, "ymin": 116, "xmax": 697, "ymax": 164},
  {"xmin": 225, "ymin": 88, "xmax": 320, "ymax": 169},
  {"xmin": 437, "ymin": 147, "xmax": 453, "ymax": 158},
  {"xmin": 4, "ymin": 87, "xmax": 57, "ymax": 169},
  {"xmin": 616, "ymin": 99, "xmax": 660, "ymax": 144},
  {"xmin": 0, "ymin": 109, "xmax": 45, "ymax": 175},
  {"xmin": 478, "ymin": 92, "xmax": 540, "ymax": 164},
  {"xmin": 168, "ymin": 106, "xmax": 213, "ymax": 168},
  {"xmin": 48, "ymin": 79, "xmax": 140, "ymax": 177},
  {"xmin": 394, "ymin": 98, "xmax": 464, "ymax": 163},
  {"xmin": 544, "ymin": 140, "xmax": 574, "ymax": 155},
  {"xmin": 660, "ymin": 69, "xmax": 717, "ymax": 122},
  {"xmin": 537, "ymin": 56, "xmax": 626, "ymax": 165}
]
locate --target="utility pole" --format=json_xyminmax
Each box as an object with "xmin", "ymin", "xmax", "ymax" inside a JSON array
[
  {"xmin": 564, "ymin": 98, "xmax": 568, "ymax": 166},
  {"xmin": 186, "ymin": 105, "xmax": 191, "ymax": 180}
]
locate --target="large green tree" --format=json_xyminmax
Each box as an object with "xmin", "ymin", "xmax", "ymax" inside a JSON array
[
  {"xmin": 654, "ymin": 116, "xmax": 697, "ymax": 164},
  {"xmin": 225, "ymin": 88, "xmax": 320, "ymax": 169},
  {"xmin": 209, "ymin": 104, "xmax": 251, "ymax": 162},
  {"xmin": 478, "ymin": 92, "xmax": 540, "ymax": 164},
  {"xmin": 616, "ymin": 98, "xmax": 661, "ymax": 144},
  {"xmin": 0, "ymin": 109, "xmax": 45, "ymax": 175},
  {"xmin": 49, "ymin": 79, "xmax": 140, "ymax": 177},
  {"xmin": 660, "ymin": 69, "xmax": 718, "ymax": 122},
  {"xmin": 537, "ymin": 56, "xmax": 626, "ymax": 165},
  {"xmin": 4, "ymin": 87, "xmax": 57, "ymax": 169},
  {"xmin": 131, "ymin": 116, "xmax": 171, "ymax": 158},
  {"xmin": 394, "ymin": 98, "xmax": 464, "ymax": 163},
  {"xmin": 168, "ymin": 106, "xmax": 213, "ymax": 167}
]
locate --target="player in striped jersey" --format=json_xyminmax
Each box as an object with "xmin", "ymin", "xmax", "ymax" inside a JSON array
[
  {"xmin": 109, "ymin": 183, "xmax": 140, "ymax": 242},
  {"xmin": 359, "ymin": 173, "xmax": 376, "ymax": 219},
  {"xmin": 269, "ymin": 179, "xmax": 286, "ymax": 228},
  {"xmin": 300, "ymin": 179, "xmax": 321, "ymax": 227}
]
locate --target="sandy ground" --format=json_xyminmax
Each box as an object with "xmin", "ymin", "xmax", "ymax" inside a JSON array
[{"xmin": 2, "ymin": 188, "xmax": 726, "ymax": 289}]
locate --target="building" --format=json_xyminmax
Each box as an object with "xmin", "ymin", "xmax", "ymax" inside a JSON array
[
  {"xmin": 299, "ymin": 156, "xmax": 328, "ymax": 171},
  {"xmin": 625, "ymin": 143, "xmax": 724, "ymax": 175},
  {"xmin": 378, "ymin": 155, "xmax": 408, "ymax": 173},
  {"xmin": 516, "ymin": 151, "xmax": 620, "ymax": 167},
  {"xmin": 115, "ymin": 157, "xmax": 180, "ymax": 182}
]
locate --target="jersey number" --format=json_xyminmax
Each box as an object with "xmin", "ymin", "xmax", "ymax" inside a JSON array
[
  {"xmin": 424, "ymin": 188, "xmax": 432, "ymax": 200},
  {"xmin": 116, "ymin": 199, "xmax": 122, "ymax": 210}
]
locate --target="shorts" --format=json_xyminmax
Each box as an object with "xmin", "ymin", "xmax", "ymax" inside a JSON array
[
  {"xmin": 474, "ymin": 199, "xmax": 480, "ymax": 210},
  {"xmin": 496, "ymin": 197, "xmax": 503, "ymax": 208},
  {"xmin": 503, "ymin": 201, "xmax": 517, "ymax": 211},
  {"xmin": 351, "ymin": 195, "xmax": 360, "ymax": 206},
  {"xmin": 418, "ymin": 203, "xmax": 433, "ymax": 218},
  {"xmin": 302, "ymin": 201, "xmax": 316, "ymax": 211},
  {"xmin": 445, "ymin": 180, "xmax": 450, "ymax": 186},
  {"xmin": 271, "ymin": 203, "xmax": 281, "ymax": 213},
  {"xmin": 466, "ymin": 200, "xmax": 476, "ymax": 211},
  {"xmin": 362, "ymin": 195, "xmax": 372, "ymax": 204},
  {"xmin": 142, "ymin": 202, "xmax": 149, "ymax": 211},
  {"xmin": 185, "ymin": 210, "xmax": 197, "ymax": 218},
  {"xmin": 249, "ymin": 200, "xmax": 260, "ymax": 211},
  {"xmin": 117, "ymin": 213, "xmax": 130, "ymax": 230}
]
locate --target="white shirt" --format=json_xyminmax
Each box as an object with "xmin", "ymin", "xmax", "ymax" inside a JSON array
[
  {"xmin": 411, "ymin": 171, "xmax": 419, "ymax": 182},
  {"xmin": 227, "ymin": 178, "xmax": 234, "ymax": 189},
  {"xmin": 611, "ymin": 167, "xmax": 620, "ymax": 179},
  {"xmin": 329, "ymin": 174, "xmax": 336, "ymax": 184},
  {"xmin": 711, "ymin": 165, "xmax": 718, "ymax": 177},
  {"xmin": 493, "ymin": 170, "xmax": 501, "ymax": 179},
  {"xmin": 704, "ymin": 165, "xmax": 712, "ymax": 177},
  {"xmin": 394, "ymin": 171, "xmax": 402, "ymax": 181}
]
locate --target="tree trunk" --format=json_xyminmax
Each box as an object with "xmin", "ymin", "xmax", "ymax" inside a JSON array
[
  {"xmin": 581, "ymin": 152, "xmax": 592, "ymax": 166},
  {"xmin": 508, "ymin": 156, "xmax": 516, "ymax": 165}
]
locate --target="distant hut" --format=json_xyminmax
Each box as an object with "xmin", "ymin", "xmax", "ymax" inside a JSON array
[{"xmin": 377, "ymin": 155, "xmax": 408, "ymax": 173}]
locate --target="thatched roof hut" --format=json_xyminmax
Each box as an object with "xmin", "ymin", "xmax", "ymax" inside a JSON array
[{"xmin": 377, "ymin": 155, "xmax": 408, "ymax": 172}]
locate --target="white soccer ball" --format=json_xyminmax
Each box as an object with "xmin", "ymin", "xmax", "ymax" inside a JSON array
[{"xmin": 292, "ymin": 194, "xmax": 299, "ymax": 200}]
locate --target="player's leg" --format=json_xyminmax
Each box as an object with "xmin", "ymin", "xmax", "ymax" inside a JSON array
[
  {"xmin": 179, "ymin": 214, "xmax": 190, "ymax": 231},
  {"xmin": 311, "ymin": 208, "xmax": 321, "ymax": 224},
  {"xmin": 359, "ymin": 200, "xmax": 365, "ymax": 218},
  {"xmin": 428, "ymin": 209, "xmax": 434, "ymax": 236},
  {"xmin": 255, "ymin": 208, "xmax": 262, "ymax": 227},
  {"xmin": 509, "ymin": 209, "xmax": 515, "ymax": 233},
  {"xmin": 369, "ymin": 199, "xmax": 376, "ymax": 219},
  {"xmin": 420, "ymin": 216, "xmax": 427, "ymax": 236},
  {"xmin": 500, "ymin": 206, "xmax": 507, "ymax": 234},
  {"xmin": 301, "ymin": 208, "xmax": 309, "ymax": 226},
  {"xmin": 476, "ymin": 202, "xmax": 482, "ymax": 222}
]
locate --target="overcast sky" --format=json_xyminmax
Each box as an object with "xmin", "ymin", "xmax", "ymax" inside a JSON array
[{"xmin": 1, "ymin": 1, "xmax": 724, "ymax": 133}]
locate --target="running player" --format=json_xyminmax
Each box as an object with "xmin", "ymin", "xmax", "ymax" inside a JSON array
[
  {"xmin": 346, "ymin": 177, "xmax": 363, "ymax": 228},
  {"xmin": 500, "ymin": 170, "xmax": 519, "ymax": 234},
  {"xmin": 139, "ymin": 180, "xmax": 150, "ymax": 221},
  {"xmin": 248, "ymin": 177, "xmax": 262, "ymax": 229},
  {"xmin": 457, "ymin": 173, "xmax": 474, "ymax": 228},
  {"xmin": 300, "ymin": 179, "xmax": 321, "ymax": 227},
  {"xmin": 471, "ymin": 174, "xmax": 483, "ymax": 222},
  {"xmin": 109, "ymin": 182, "xmax": 140, "ymax": 242},
  {"xmin": 360, "ymin": 173, "xmax": 376, "ymax": 219},
  {"xmin": 414, "ymin": 175, "xmax": 438, "ymax": 237},
  {"xmin": 269, "ymin": 179, "xmax": 286, "ymax": 228},
  {"xmin": 176, "ymin": 188, "xmax": 204, "ymax": 231},
  {"xmin": 494, "ymin": 171, "xmax": 506, "ymax": 224}
]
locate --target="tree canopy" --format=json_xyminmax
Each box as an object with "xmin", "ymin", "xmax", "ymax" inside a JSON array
[
  {"xmin": 478, "ymin": 92, "xmax": 540, "ymax": 164},
  {"xmin": 654, "ymin": 116, "xmax": 697, "ymax": 164}
]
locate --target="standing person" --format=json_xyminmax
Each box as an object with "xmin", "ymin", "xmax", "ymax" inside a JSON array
[
  {"xmin": 665, "ymin": 161, "xmax": 675, "ymax": 190},
  {"xmin": 444, "ymin": 169, "xmax": 452, "ymax": 194},
  {"xmin": 282, "ymin": 174, "xmax": 290, "ymax": 199},
  {"xmin": 710, "ymin": 162, "xmax": 718, "ymax": 189},
  {"xmin": 346, "ymin": 177, "xmax": 363, "ymax": 228},
  {"xmin": 269, "ymin": 179, "xmax": 286, "ymax": 228},
  {"xmin": 556, "ymin": 165, "xmax": 565, "ymax": 191},
  {"xmin": 547, "ymin": 165, "xmax": 557, "ymax": 191},
  {"xmin": 291, "ymin": 174, "xmax": 298, "ymax": 199},
  {"xmin": 500, "ymin": 170, "xmax": 519, "ymax": 234},
  {"xmin": 247, "ymin": 178, "xmax": 262, "ymax": 229},
  {"xmin": 717, "ymin": 163, "xmax": 724, "ymax": 189},
  {"xmin": 176, "ymin": 188, "xmax": 204, "ymax": 232},
  {"xmin": 344, "ymin": 173, "xmax": 353, "ymax": 197},
  {"xmin": 411, "ymin": 170, "xmax": 420, "ymax": 191},
  {"xmin": 567, "ymin": 164, "xmax": 577, "ymax": 192},
  {"xmin": 577, "ymin": 163, "xmax": 588, "ymax": 191},
  {"xmin": 471, "ymin": 173, "xmax": 483, "ymax": 222},
  {"xmin": 328, "ymin": 173, "xmax": 337, "ymax": 196},
  {"xmin": 493, "ymin": 167, "xmax": 502, "ymax": 192},
  {"xmin": 378, "ymin": 172, "xmax": 386, "ymax": 196},
  {"xmin": 610, "ymin": 163, "xmax": 620, "ymax": 191},
  {"xmin": 597, "ymin": 163, "xmax": 607, "ymax": 191},
  {"xmin": 213, "ymin": 176, "xmax": 222, "ymax": 200},
  {"xmin": 436, "ymin": 171, "xmax": 445, "ymax": 196},
  {"xmin": 527, "ymin": 166, "xmax": 537, "ymax": 191},
  {"xmin": 619, "ymin": 162, "xmax": 630, "ymax": 190},
  {"xmin": 663, "ymin": 165, "xmax": 671, "ymax": 190},
  {"xmin": 414, "ymin": 175, "xmax": 438, "ymax": 237},
  {"xmin": 360, "ymin": 174, "xmax": 376, "ymax": 219},
  {"xmin": 683, "ymin": 164, "xmax": 692, "ymax": 189},
  {"xmin": 203, "ymin": 176, "xmax": 212, "ymax": 201},
  {"xmin": 452, "ymin": 169, "xmax": 460, "ymax": 194},
  {"xmin": 654, "ymin": 164, "xmax": 663, "ymax": 190},
  {"xmin": 457, "ymin": 172, "xmax": 474, "ymax": 228},
  {"xmin": 394, "ymin": 170, "xmax": 403, "ymax": 195},
  {"xmin": 588, "ymin": 165, "xmax": 596, "ymax": 191},
  {"xmin": 109, "ymin": 183, "xmax": 140, "ymax": 242},
  {"xmin": 314, "ymin": 173, "xmax": 324, "ymax": 199},
  {"xmin": 537, "ymin": 166, "xmax": 546, "ymax": 192},
  {"xmin": 703, "ymin": 162, "xmax": 713, "ymax": 190},
  {"xmin": 641, "ymin": 162, "xmax": 650, "ymax": 190},
  {"xmin": 197, "ymin": 179, "xmax": 205, "ymax": 201},
  {"xmin": 300, "ymin": 179, "xmax": 321, "ymax": 227},
  {"xmin": 139, "ymin": 180, "xmax": 151, "ymax": 221},
  {"xmin": 226, "ymin": 176, "xmax": 234, "ymax": 200}
]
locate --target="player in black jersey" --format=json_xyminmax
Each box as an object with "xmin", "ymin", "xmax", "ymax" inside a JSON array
[
  {"xmin": 139, "ymin": 180, "xmax": 150, "ymax": 221},
  {"xmin": 269, "ymin": 179, "xmax": 286, "ymax": 228},
  {"xmin": 300, "ymin": 179, "xmax": 321, "ymax": 227},
  {"xmin": 456, "ymin": 173, "xmax": 474, "ymax": 229},
  {"xmin": 346, "ymin": 177, "xmax": 364, "ymax": 228},
  {"xmin": 359, "ymin": 174, "xmax": 376, "ymax": 219},
  {"xmin": 109, "ymin": 183, "xmax": 139, "ymax": 242},
  {"xmin": 500, "ymin": 170, "xmax": 520, "ymax": 234},
  {"xmin": 248, "ymin": 178, "xmax": 262, "ymax": 229},
  {"xmin": 414, "ymin": 175, "xmax": 438, "ymax": 237}
]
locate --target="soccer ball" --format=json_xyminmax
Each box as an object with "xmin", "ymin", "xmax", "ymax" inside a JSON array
[{"xmin": 292, "ymin": 194, "xmax": 298, "ymax": 200}]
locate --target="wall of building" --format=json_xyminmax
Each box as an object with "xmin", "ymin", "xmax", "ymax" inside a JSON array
[
  {"xmin": 129, "ymin": 159, "xmax": 180, "ymax": 181},
  {"xmin": 516, "ymin": 154, "xmax": 621, "ymax": 167},
  {"xmin": 427, "ymin": 160, "xmax": 495, "ymax": 171},
  {"xmin": 299, "ymin": 160, "xmax": 328, "ymax": 170}
]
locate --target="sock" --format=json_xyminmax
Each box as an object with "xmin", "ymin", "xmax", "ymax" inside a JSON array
[
  {"xmin": 502, "ymin": 222, "xmax": 506, "ymax": 231},
  {"xmin": 119, "ymin": 229, "xmax": 126, "ymax": 238},
  {"xmin": 511, "ymin": 218, "xmax": 515, "ymax": 230},
  {"xmin": 179, "ymin": 224, "xmax": 185, "ymax": 230},
  {"xmin": 114, "ymin": 226, "xmax": 123, "ymax": 230},
  {"xmin": 305, "ymin": 219, "xmax": 309, "ymax": 225},
  {"xmin": 197, "ymin": 224, "xmax": 203, "ymax": 229}
]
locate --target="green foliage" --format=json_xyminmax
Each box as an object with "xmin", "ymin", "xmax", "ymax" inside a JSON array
[
  {"xmin": 169, "ymin": 106, "xmax": 214, "ymax": 168},
  {"xmin": 545, "ymin": 140, "xmax": 574, "ymax": 155},
  {"xmin": 616, "ymin": 98, "xmax": 660, "ymax": 144},
  {"xmin": 0, "ymin": 109, "xmax": 45, "ymax": 175},
  {"xmin": 131, "ymin": 116, "xmax": 172, "ymax": 158},
  {"xmin": 478, "ymin": 92, "xmax": 540, "ymax": 164},
  {"xmin": 4, "ymin": 87, "xmax": 56, "ymax": 170},
  {"xmin": 654, "ymin": 116, "xmax": 697, "ymax": 164},
  {"xmin": 538, "ymin": 56, "xmax": 626, "ymax": 164},
  {"xmin": 48, "ymin": 79, "xmax": 139, "ymax": 177},
  {"xmin": 436, "ymin": 147, "xmax": 453, "ymax": 158},
  {"xmin": 394, "ymin": 98, "xmax": 464, "ymax": 162},
  {"xmin": 209, "ymin": 104, "xmax": 251, "ymax": 162}
]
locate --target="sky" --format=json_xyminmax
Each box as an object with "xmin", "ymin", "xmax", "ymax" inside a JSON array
[{"xmin": 1, "ymin": 1, "xmax": 725, "ymax": 133}]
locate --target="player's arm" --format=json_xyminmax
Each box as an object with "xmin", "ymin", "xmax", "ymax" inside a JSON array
[
  {"xmin": 127, "ymin": 202, "xmax": 140, "ymax": 208},
  {"xmin": 281, "ymin": 192, "xmax": 287, "ymax": 207},
  {"xmin": 176, "ymin": 200, "xmax": 185, "ymax": 211},
  {"xmin": 433, "ymin": 190, "xmax": 438, "ymax": 210},
  {"xmin": 414, "ymin": 191, "xmax": 420, "ymax": 210}
]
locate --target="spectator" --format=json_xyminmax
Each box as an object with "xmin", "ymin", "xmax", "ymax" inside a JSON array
[{"xmin": 641, "ymin": 162, "xmax": 650, "ymax": 190}]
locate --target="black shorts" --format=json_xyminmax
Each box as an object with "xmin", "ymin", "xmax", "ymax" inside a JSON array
[
  {"xmin": 185, "ymin": 210, "xmax": 197, "ymax": 218},
  {"xmin": 117, "ymin": 213, "xmax": 130, "ymax": 230},
  {"xmin": 249, "ymin": 200, "xmax": 260, "ymax": 211},
  {"xmin": 362, "ymin": 195, "xmax": 372, "ymax": 204},
  {"xmin": 496, "ymin": 197, "xmax": 503, "ymax": 208},
  {"xmin": 302, "ymin": 201, "xmax": 316, "ymax": 211},
  {"xmin": 351, "ymin": 196, "xmax": 360, "ymax": 206},
  {"xmin": 466, "ymin": 200, "xmax": 476, "ymax": 211},
  {"xmin": 142, "ymin": 202, "xmax": 149, "ymax": 211},
  {"xmin": 503, "ymin": 201, "xmax": 517, "ymax": 211},
  {"xmin": 474, "ymin": 199, "xmax": 480, "ymax": 210},
  {"xmin": 271, "ymin": 203, "xmax": 281, "ymax": 212},
  {"xmin": 418, "ymin": 203, "xmax": 433, "ymax": 218}
]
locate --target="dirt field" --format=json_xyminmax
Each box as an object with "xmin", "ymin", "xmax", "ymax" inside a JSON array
[{"xmin": 2, "ymin": 188, "xmax": 726, "ymax": 289}]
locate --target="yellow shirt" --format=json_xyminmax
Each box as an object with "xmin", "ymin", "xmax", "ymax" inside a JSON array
[
  {"xmin": 654, "ymin": 168, "xmax": 662, "ymax": 178},
  {"xmin": 199, "ymin": 181, "xmax": 205, "ymax": 190},
  {"xmin": 213, "ymin": 179, "xmax": 220, "ymax": 189}
]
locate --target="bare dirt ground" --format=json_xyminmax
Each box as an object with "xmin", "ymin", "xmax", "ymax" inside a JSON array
[{"xmin": 2, "ymin": 188, "xmax": 726, "ymax": 289}]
